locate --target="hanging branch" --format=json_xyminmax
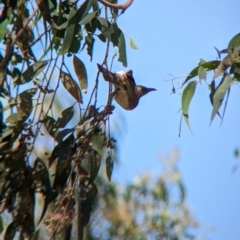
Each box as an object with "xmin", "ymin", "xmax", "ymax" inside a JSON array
[{"xmin": 97, "ymin": 0, "xmax": 134, "ymax": 12}]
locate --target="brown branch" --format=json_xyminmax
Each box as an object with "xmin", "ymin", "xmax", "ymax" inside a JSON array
[{"xmin": 97, "ymin": 0, "xmax": 134, "ymax": 11}]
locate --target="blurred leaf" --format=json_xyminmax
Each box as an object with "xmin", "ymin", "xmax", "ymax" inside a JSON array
[
  {"xmin": 129, "ymin": 37, "xmax": 138, "ymax": 49},
  {"xmin": 21, "ymin": 61, "xmax": 48, "ymax": 84},
  {"xmin": 20, "ymin": 88, "xmax": 38, "ymax": 98},
  {"xmin": 34, "ymin": 158, "xmax": 51, "ymax": 225},
  {"xmin": 35, "ymin": 0, "xmax": 55, "ymax": 24},
  {"xmin": 60, "ymin": 71, "xmax": 83, "ymax": 103},
  {"xmin": 209, "ymin": 81, "xmax": 221, "ymax": 119},
  {"xmin": 118, "ymin": 29, "xmax": 127, "ymax": 67},
  {"xmin": 44, "ymin": 115, "xmax": 57, "ymax": 138},
  {"xmin": 84, "ymin": 34, "xmax": 95, "ymax": 61},
  {"xmin": 213, "ymin": 54, "xmax": 236, "ymax": 80},
  {"xmin": 31, "ymin": 229, "xmax": 40, "ymax": 240},
  {"xmin": 68, "ymin": 0, "xmax": 91, "ymax": 25},
  {"xmin": 198, "ymin": 66, "xmax": 206, "ymax": 80},
  {"xmin": 211, "ymin": 74, "xmax": 232, "ymax": 123},
  {"xmin": 90, "ymin": 149, "xmax": 101, "ymax": 183},
  {"xmin": 228, "ymin": 32, "xmax": 240, "ymax": 52},
  {"xmin": 234, "ymin": 148, "xmax": 239, "ymax": 158},
  {"xmin": 79, "ymin": 11, "xmax": 98, "ymax": 25},
  {"xmin": 181, "ymin": 81, "xmax": 197, "ymax": 131},
  {"xmin": 4, "ymin": 221, "xmax": 16, "ymax": 240},
  {"xmin": 48, "ymin": 133, "xmax": 74, "ymax": 167},
  {"xmin": 106, "ymin": 155, "xmax": 114, "ymax": 181},
  {"xmin": 17, "ymin": 88, "xmax": 37, "ymax": 121},
  {"xmin": 58, "ymin": 23, "xmax": 79, "ymax": 55},
  {"xmin": 96, "ymin": 17, "xmax": 111, "ymax": 39},
  {"xmin": 183, "ymin": 60, "xmax": 220, "ymax": 86},
  {"xmin": 79, "ymin": 181, "xmax": 98, "ymax": 226},
  {"xmin": 55, "ymin": 128, "xmax": 74, "ymax": 143},
  {"xmin": 97, "ymin": 33, "xmax": 106, "ymax": 42},
  {"xmin": 73, "ymin": 55, "xmax": 88, "ymax": 93},
  {"xmin": 0, "ymin": 215, "xmax": 3, "ymax": 233},
  {"xmin": 177, "ymin": 180, "xmax": 185, "ymax": 203},
  {"xmin": 198, "ymin": 58, "xmax": 206, "ymax": 65},
  {"xmin": 55, "ymin": 106, "xmax": 74, "ymax": 128},
  {"xmin": 0, "ymin": 13, "xmax": 13, "ymax": 40},
  {"xmin": 5, "ymin": 113, "xmax": 22, "ymax": 123},
  {"xmin": 110, "ymin": 22, "xmax": 119, "ymax": 46}
]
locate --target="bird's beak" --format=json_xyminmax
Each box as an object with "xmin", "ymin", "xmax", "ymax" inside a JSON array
[{"xmin": 147, "ymin": 88, "xmax": 156, "ymax": 92}]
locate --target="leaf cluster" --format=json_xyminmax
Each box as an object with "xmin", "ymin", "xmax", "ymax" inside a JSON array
[{"xmin": 178, "ymin": 33, "xmax": 240, "ymax": 131}]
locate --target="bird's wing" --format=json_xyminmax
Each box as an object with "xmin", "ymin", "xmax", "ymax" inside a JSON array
[{"xmin": 125, "ymin": 70, "xmax": 136, "ymax": 84}]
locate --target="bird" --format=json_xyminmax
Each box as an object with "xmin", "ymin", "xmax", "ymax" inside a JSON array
[{"xmin": 97, "ymin": 64, "xmax": 156, "ymax": 110}]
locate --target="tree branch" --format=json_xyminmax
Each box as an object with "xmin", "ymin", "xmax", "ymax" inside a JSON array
[{"xmin": 97, "ymin": 0, "xmax": 134, "ymax": 11}]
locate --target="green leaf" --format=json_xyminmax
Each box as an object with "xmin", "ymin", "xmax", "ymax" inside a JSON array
[
  {"xmin": 5, "ymin": 113, "xmax": 21, "ymax": 123},
  {"xmin": 0, "ymin": 13, "xmax": 13, "ymax": 40},
  {"xmin": 110, "ymin": 22, "xmax": 119, "ymax": 46},
  {"xmin": 183, "ymin": 60, "xmax": 220, "ymax": 86},
  {"xmin": 34, "ymin": 158, "xmax": 52, "ymax": 225},
  {"xmin": 68, "ymin": 0, "xmax": 93, "ymax": 25},
  {"xmin": 31, "ymin": 229, "xmax": 40, "ymax": 240},
  {"xmin": 55, "ymin": 128, "xmax": 74, "ymax": 143},
  {"xmin": 118, "ymin": 30, "xmax": 127, "ymax": 67},
  {"xmin": 21, "ymin": 61, "xmax": 48, "ymax": 84},
  {"xmin": 106, "ymin": 155, "xmax": 114, "ymax": 181},
  {"xmin": 73, "ymin": 55, "xmax": 88, "ymax": 93},
  {"xmin": 44, "ymin": 115, "xmax": 57, "ymax": 138},
  {"xmin": 97, "ymin": 33, "xmax": 106, "ymax": 42},
  {"xmin": 211, "ymin": 74, "xmax": 232, "ymax": 123},
  {"xmin": 0, "ymin": 216, "xmax": 4, "ymax": 233},
  {"xmin": 181, "ymin": 81, "xmax": 197, "ymax": 131},
  {"xmin": 19, "ymin": 88, "xmax": 38, "ymax": 98},
  {"xmin": 17, "ymin": 88, "xmax": 37, "ymax": 121},
  {"xmin": 177, "ymin": 180, "xmax": 185, "ymax": 203},
  {"xmin": 198, "ymin": 66, "xmax": 206, "ymax": 80},
  {"xmin": 4, "ymin": 221, "xmax": 16, "ymax": 240},
  {"xmin": 48, "ymin": 133, "xmax": 74, "ymax": 166},
  {"xmin": 55, "ymin": 106, "xmax": 74, "ymax": 128},
  {"xmin": 58, "ymin": 24, "xmax": 78, "ymax": 55},
  {"xmin": 96, "ymin": 17, "xmax": 111, "ymax": 39},
  {"xmin": 84, "ymin": 34, "xmax": 95, "ymax": 61},
  {"xmin": 228, "ymin": 33, "xmax": 240, "ymax": 52},
  {"xmin": 89, "ymin": 149, "xmax": 101, "ymax": 183},
  {"xmin": 129, "ymin": 37, "xmax": 138, "ymax": 50},
  {"xmin": 79, "ymin": 11, "xmax": 98, "ymax": 25},
  {"xmin": 60, "ymin": 71, "xmax": 83, "ymax": 103}
]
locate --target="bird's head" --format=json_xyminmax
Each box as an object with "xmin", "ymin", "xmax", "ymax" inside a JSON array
[{"xmin": 136, "ymin": 85, "xmax": 156, "ymax": 97}]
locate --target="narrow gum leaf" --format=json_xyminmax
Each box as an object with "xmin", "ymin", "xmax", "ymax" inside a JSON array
[
  {"xmin": 106, "ymin": 155, "xmax": 114, "ymax": 181},
  {"xmin": 60, "ymin": 71, "xmax": 83, "ymax": 103},
  {"xmin": 181, "ymin": 81, "xmax": 197, "ymax": 131},
  {"xmin": 129, "ymin": 37, "xmax": 138, "ymax": 50},
  {"xmin": 22, "ymin": 61, "xmax": 48, "ymax": 84},
  {"xmin": 118, "ymin": 30, "xmax": 127, "ymax": 67},
  {"xmin": 211, "ymin": 74, "xmax": 232, "ymax": 123},
  {"xmin": 73, "ymin": 55, "xmax": 88, "ymax": 93},
  {"xmin": 183, "ymin": 60, "xmax": 220, "ymax": 86},
  {"xmin": 228, "ymin": 33, "xmax": 240, "ymax": 51}
]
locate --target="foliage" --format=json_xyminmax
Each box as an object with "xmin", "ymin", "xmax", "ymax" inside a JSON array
[
  {"xmin": 175, "ymin": 33, "xmax": 240, "ymax": 132},
  {"xmin": 0, "ymin": 0, "xmax": 200, "ymax": 239},
  {"xmin": 85, "ymin": 152, "xmax": 200, "ymax": 240}
]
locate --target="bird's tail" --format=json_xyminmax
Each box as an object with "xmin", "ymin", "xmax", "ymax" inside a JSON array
[{"xmin": 97, "ymin": 64, "xmax": 119, "ymax": 85}]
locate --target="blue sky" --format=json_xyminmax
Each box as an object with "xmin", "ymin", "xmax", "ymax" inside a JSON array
[{"xmin": 95, "ymin": 1, "xmax": 240, "ymax": 239}]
